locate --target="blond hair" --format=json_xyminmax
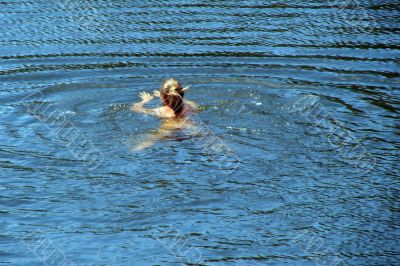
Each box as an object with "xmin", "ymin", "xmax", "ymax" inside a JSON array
[{"xmin": 160, "ymin": 78, "xmax": 186, "ymax": 116}]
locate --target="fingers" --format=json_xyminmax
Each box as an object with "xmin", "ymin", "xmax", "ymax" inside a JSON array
[
  {"xmin": 139, "ymin": 92, "xmax": 150, "ymax": 98},
  {"xmin": 153, "ymin": 90, "xmax": 160, "ymax": 97},
  {"xmin": 138, "ymin": 91, "xmax": 154, "ymax": 103}
]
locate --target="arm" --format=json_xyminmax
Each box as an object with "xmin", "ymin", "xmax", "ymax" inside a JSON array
[
  {"xmin": 132, "ymin": 117, "xmax": 191, "ymax": 151},
  {"xmin": 132, "ymin": 112, "xmax": 198, "ymax": 151},
  {"xmin": 131, "ymin": 92, "xmax": 155, "ymax": 114},
  {"xmin": 132, "ymin": 127, "xmax": 168, "ymax": 151}
]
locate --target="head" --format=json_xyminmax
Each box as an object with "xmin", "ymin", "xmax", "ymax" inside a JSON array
[{"xmin": 159, "ymin": 78, "xmax": 186, "ymax": 115}]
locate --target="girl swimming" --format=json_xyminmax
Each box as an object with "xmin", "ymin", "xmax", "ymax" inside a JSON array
[
  {"xmin": 131, "ymin": 78, "xmax": 196, "ymax": 118},
  {"xmin": 131, "ymin": 78, "xmax": 197, "ymax": 150}
]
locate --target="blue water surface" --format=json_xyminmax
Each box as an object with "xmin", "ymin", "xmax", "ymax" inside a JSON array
[{"xmin": 1, "ymin": 1, "xmax": 399, "ymax": 265}]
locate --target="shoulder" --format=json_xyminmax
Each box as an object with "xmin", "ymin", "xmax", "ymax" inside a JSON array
[
  {"xmin": 185, "ymin": 100, "xmax": 198, "ymax": 110},
  {"xmin": 145, "ymin": 106, "xmax": 175, "ymax": 118}
]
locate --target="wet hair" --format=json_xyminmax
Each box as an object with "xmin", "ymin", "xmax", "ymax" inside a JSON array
[{"xmin": 160, "ymin": 78, "xmax": 185, "ymax": 116}]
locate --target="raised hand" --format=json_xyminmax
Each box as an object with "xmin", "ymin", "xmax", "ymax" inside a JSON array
[
  {"xmin": 153, "ymin": 90, "xmax": 161, "ymax": 98},
  {"xmin": 139, "ymin": 91, "xmax": 154, "ymax": 102}
]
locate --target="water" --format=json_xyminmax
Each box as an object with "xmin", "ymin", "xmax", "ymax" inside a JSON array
[{"xmin": 1, "ymin": 0, "xmax": 399, "ymax": 265}]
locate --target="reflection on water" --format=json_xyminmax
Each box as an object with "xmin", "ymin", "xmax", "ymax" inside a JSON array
[{"xmin": 1, "ymin": 0, "xmax": 399, "ymax": 265}]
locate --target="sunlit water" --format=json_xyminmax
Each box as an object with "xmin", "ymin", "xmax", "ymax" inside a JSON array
[{"xmin": 1, "ymin": 1, "xmax": 399, "ymax": 265}]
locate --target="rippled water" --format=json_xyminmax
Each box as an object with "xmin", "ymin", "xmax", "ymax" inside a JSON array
[{"xmin": 1, "ymin": 1, "xmax": 399, "ymax": 265}]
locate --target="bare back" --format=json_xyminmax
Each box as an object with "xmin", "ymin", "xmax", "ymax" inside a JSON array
[{"xmin": 147, "ymin": 102, "xmax": 195, "ymax": 118}]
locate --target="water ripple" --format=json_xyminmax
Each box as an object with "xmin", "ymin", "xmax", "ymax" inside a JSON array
[{"xmin": 1, "ymin": 0, "xmax": 399, "ymax": 265}]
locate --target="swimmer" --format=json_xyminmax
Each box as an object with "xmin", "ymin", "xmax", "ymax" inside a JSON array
[
  {"xmin": 131, "ymin": 78, "xmax": 197, "ymax": 150},
  {"xmin": 131, "ymin": 78, "xmax": 197, "ymax": 118}
]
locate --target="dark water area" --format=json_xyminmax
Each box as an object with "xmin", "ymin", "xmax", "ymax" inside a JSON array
[{"xmin": 1, "ymin": 0, "xmax": 400, "ymax": 265}]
